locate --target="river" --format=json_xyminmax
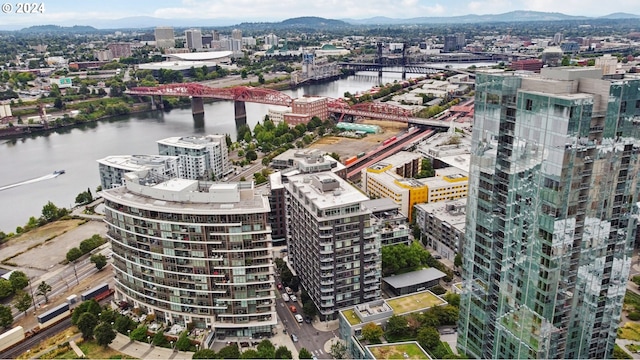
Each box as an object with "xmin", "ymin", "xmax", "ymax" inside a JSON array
[{"xmin": 0, "ymin": 72, "xmax": 419, "ymax": 232}]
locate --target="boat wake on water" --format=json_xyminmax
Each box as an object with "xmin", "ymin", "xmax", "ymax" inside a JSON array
[{"xmin": 0, "ymin": 171, "xmax": 65, "ymax": 192}]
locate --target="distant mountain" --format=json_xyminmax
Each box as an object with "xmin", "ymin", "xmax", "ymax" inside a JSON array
[
  {"xmin": 599, "ymin": 12, "xmax": 640, "ymax": 19},
  {"xmin": 19, "ymin": 25, "xmax": 98, "ymax": 34},
  {"xmin": 280, "ymin": 17, "xmax": 349, "ymax": 28},
  {"xmin": 345, "ymin": 10, "xmax": 591, "ymax": 25}
]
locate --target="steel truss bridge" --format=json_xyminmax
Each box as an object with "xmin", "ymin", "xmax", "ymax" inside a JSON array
[{"xmin": 126, "ymin": 83, "xmax": 453, "ymax": 129}]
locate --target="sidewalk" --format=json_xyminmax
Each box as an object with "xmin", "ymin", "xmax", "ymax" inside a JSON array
[{"xmin": 110, "ymin": 333, "xmax": 193, "ymax": 359}]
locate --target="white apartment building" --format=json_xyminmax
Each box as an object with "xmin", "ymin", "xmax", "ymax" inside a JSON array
[
  {"xmin": 97, "ymin": 154, "xmax": 179, "ymax": 190},
  {"xmin": 157, "ymin": 135, "xmax": 231, "ymax": 181}
]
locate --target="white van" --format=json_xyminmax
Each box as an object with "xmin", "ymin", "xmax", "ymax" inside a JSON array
[
  {"xmin": 282, "ymin": 293, "xmax": 290, "ymax": 302},
  {"xmin": 295, "ymin": 314, "xmax": 304, "ymax": 323}
]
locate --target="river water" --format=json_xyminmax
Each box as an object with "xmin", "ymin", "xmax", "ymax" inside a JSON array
[{"xmin": 0, "ymin": 72, "xmax": 415, "ymax": 232}]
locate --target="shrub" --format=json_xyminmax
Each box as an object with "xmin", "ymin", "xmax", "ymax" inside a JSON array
[{"xmin": 629, "ymin": 312, "xmax": 640, "ymax": 321}]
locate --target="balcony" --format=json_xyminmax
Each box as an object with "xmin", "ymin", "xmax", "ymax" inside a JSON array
[
  {"xmin": 320, "ymin": 279, "xmax": 334, "ymax": 286},
  {"xmin": 321, "ymin": 286, "xmax": 333, "ymax": 293},
  {"xmin": 320, "ymin": 264, "xmax": 334, "ymax": 271}
]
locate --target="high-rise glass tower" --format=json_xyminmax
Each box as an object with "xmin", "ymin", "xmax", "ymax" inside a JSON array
[{"xmin": 457, "ymin": 67, "xmax": 640, "ymax": 359}]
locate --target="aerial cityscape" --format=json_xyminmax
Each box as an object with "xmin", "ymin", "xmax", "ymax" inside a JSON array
[{"xmin": 1, "ymin": 1, "xmax": 640, "ymax": 359}]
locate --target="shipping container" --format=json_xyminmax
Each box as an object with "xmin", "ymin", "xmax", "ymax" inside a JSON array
[
  {"xmin": 344, "ymin": 156, "xmax": 358, "ymax": 165},
  {"xmin": 37, "ymin": 303, "xmax": 70, "ymax": 326},
  {"xmin": 383, "ymin": 136, "xmax": 397, "ymax": 146},
  {"xmin": 357, "ymin": 152, "xmax": 366, "ymax": 158},
  {"xmin": 81, "ymin": 283, "xmax": 109, "ymax": 301},
  {"xmin": 0, "ymin": 326, "xmax": 25, "ymax": 352}
]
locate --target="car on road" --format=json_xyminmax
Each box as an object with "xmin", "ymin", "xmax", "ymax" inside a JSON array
[
  {"xmin": 277, "ymin": 283, "xmax": 283, "ymax": 290},
  {"xmin": 282, "ymin": 293, "xmax": 290, "ymax": 302},
  {"xmin": 295, "ymin": 314, "xmax": 304, "ymax": 323},
  {"xmin": 290, "ymin": 295, "xmax": 297, "ymax": 302},
  {"xmin": 434, "ymin": 255, "xmax": 442, "ymax": 259},
  {"xmin": 304, "ymin": 316, "xmax": 312, "ymax": 324},
  {"xmin": 289, "ymin": 305, "xmax": 297, "ymax": 313},
  {"xmin": 290, "ymin": 333, "xmax": 298, "ymax": 342},
  {"xmin": 453, "ymin": 270, "xmax": 461, "ymax": 276}
]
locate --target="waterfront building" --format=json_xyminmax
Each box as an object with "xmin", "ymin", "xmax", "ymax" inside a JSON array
[
  {"xmin": 285, "ymin": 172, "xmax": 381, "ymax": 319},
  {"xmin": 102, "ymin": 172, "xmax": 276, "ymax": 336},
  {"xmin": 97, "ymin": 154, "xmax": 179, "ymax": 190},
  {"xmin": 283, "ymin": 96, "xmax": 329, "ymax": 125},
  {"xmin": 154, "ymin": 27, "xmax": 175, "ymax": 49},
  {"xmin": 457, "ymin": 67, "xmax": 640, "ymax": 359},
  {"xmin": 157, "ymin": 135, "xmax": 231, "ymax": 181}
]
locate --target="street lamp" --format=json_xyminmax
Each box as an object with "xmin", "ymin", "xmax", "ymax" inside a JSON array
[
  {"xmin": 147, "ymin": 335, "xmax": 151, "ymax": 345},
  {"xmin": 127, "ymin": 329, "xmax": 131, "ymax": 342},
  {"xmin": 171, "ymin": 340, "xmax": 174, "ymax": 351}
]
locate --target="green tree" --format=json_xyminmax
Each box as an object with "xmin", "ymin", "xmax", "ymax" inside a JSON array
[
  {"xmin": 454, "ymin": 253, "xmax": 462, "ymax": 268},
  {"xmin": 298, "ymin": 348, "xmax": 313, "ymax": 359},
  {"xmin": 416, "ymin": 326, "xmax": 440, "ymax": 351},
  {"xmin": 129, "ymin": 325, "xmax": 148, "ymax": 341},
  {"xmin": 256, "ymin": 339, "xmax": 275, "ymax": 358},
  {"xmin": 54, "ymin": 97, "xmax": 64, "ymax": 110},
  {"xmin": 240, "ymin": 69, "xmax": 248, "ymax": 79},
  {"xmin": 245, "ymin": 150, "xmax": 258, "ymax": 162},
  {"xmin": 0, "ymin": 305, "xmax": 13, "ymax": 328},
  {"xmin": 443, "ymin": 293, "xmax": 461, "ymax": 308},
  {"xmin": 91, "ymin": 254, "xmax": 108, "ymax": 270},
  {"xmin": 274, "ymin": 345, "xmax": 292, "ymax": 359},
  {"xmin": 258, "ymin": 74, "xmax": 265, "ymax": 84},
  {"xmin": 216, "ymin": 343, "xmax": 240, "ymax": 359},
  {"xmin": 41, "ymin": 201, "xmax": 62, "ymax": 223},
  {"xmin": 330, "ymin": 340, "xmax": 347, "ymax": 359},
  {"xmin": 240, "ymin": 349, "xmax": 258, "ymax": 359},
  {"xmin": 66, "ymin": 247, "xmax": 83, "ymax": 262},
  {"xmin": 114, "ymin": 314, "xmax": 135, "ymax": 334},
  {"xmin": 194, "ymin": 349, "xmax": 218, "ymax": 358},
  {"xmin": 77, "ymin": 312, "xmax": 99, "ymax": 339},
  {"xmin": 72, "ymin": 299, "xmax": 101, "ymax": 324},
  {"xmin": 13, "ymin": 290, "xmax": 33, "ymax": 317},
  {"xmin": 152, "ymin": 328, "xmax": 168, "ymax": 346},
  {"xmin": 94, "ymin": 321, "xmax": 116, "ymax": 347},
  {"xmin": 361, "ymin": 322, "xmax": 384, "ymax": 343},
  {"xmin": 0, "ymin": 279, "xmax": 14, "ymax": 299},
  {"xmin": 329, "ymin": 152, "xmax": 340, "ymax": 161},
  {"xmin": 175, "ymin": 331, "xmax": 192, "ymax": 351},
  {"xmin": 385, "ymin": 314, "xmax": 410, "ymax": 340},
  {"xmin": 8, "ymin": 271, "xmax": 29, "ymax": 290},
  {"xmin": 302, "ymin": 301, "xmax": 317, "ymax": 318},
  {"xmin": 36, "ymin": 281, "xmax": 51, "ymax": 303}
]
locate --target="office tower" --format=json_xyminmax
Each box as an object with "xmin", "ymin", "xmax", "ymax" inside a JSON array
[
  {"xmin": 185, "ymin": 29, "xmax": 203, "ymax": 50},
  {"xmin": 157, "ymin": 135, "xmax": 231, "ymax": 181},
  {"xmin": 97, "ymin": 154, "xmax": 179, "ymax": 190},
  {"xmin": 154, "ymin": 26, "xmax": 175, "ymax": 49},
  {"xmin": 553, "ymin": 32, "xmax": 564, "ymax": 45},
  {"xmin": 285, "ymin": 172, "xmax": 381, "ymax": 320},
  {"xmin": 212, "ymin": 30, "xmax": 220, "ymax": 41},
  {"xmin": 457, "ymin": 67, "xmax": 640, "ymax": 359},
  {"xmin": 103, "ymin": 173, "xmax": 276, "ymax": 335},
  {"xmin": 231, "ymin": 29, "xmax": 242, "ymax": 40},
  {"xmin": 444, "ymin": 35, "xmax": 458, "ymax": 52}
]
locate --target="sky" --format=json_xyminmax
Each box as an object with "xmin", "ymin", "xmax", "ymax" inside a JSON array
[{"xmin": 0, "ymin": 0, "xmax": 638, "ymax": 29}]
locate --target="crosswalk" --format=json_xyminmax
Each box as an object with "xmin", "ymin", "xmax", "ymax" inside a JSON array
[{"xmin": 312, "ymin": 348, "xmax": 324, "ymax": 356}]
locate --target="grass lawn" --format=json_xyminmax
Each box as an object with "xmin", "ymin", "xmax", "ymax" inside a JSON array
[
  {"xmin": 368, "ymin": 343, "xmax": 429, "ymax": 359},
  {"xmin": 618, "ymin": 322, "xmax": 640, "ymax": 341},
  {"xmin": 387, "ymin": 291, "xmax": 445, "ymax": 315},
  {"xmin": 17, "ymin": 328, "xmax": 79, "ymax": 359},
  {"xmin": 342, "ymin": 309, "xmax": 362, "ymax": 325}
]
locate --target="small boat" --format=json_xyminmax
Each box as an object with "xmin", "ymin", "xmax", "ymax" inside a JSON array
[{"xmin": 54, "ymin": 170, "xmax": 65, "ymax": 175}]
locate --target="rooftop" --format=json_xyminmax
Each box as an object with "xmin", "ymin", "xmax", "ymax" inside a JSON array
[
  {"xmin": 165, "ymin": 51, "xmax": 233, "ymax": 61},
  {"xmin": 157, "ymin": 135, "xmax": 225, "ymax": 149},
  {"xmin": 97, "ymin": 154, "xmax": 177, "ymax": 171},
  {"xmin": 415, "ymin": 199, "xmax": 467, "ymax": 232},
  {"xmin": 287, "ymin": 172, "xmax": 369, "ymax": 210},
  {"xmin": 386, "ymin": 290, "xmax": 446, "ymax": 315},
  {"xmin": 382, "ymin": 268, "xmax": 447, "ymax": 289},
  {"xmin": 101, "ymin": 171, "xmax": 269, "ymax": 215},
  {"xmin": 366, "ymin": 342, "xmax": 432, "ymax": 360}
]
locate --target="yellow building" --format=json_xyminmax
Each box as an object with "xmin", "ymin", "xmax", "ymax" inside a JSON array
[{"xmin": 362, "ymin": 152, "xmax": 468, "ymax": 219}]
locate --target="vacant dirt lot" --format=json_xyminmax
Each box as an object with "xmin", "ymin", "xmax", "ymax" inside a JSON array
[
  {"xmin": 310, "ymin": 119, "xmax": 409, "ymax": 160},
  {"xmin": 1, "ymin": 220, "xmax": 106, "ymax": 278}
]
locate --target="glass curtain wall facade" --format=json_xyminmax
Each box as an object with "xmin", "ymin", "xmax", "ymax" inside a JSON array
[{"xmin": 457, "ymin": 69, "xmax": 640, "ymax": 359}]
